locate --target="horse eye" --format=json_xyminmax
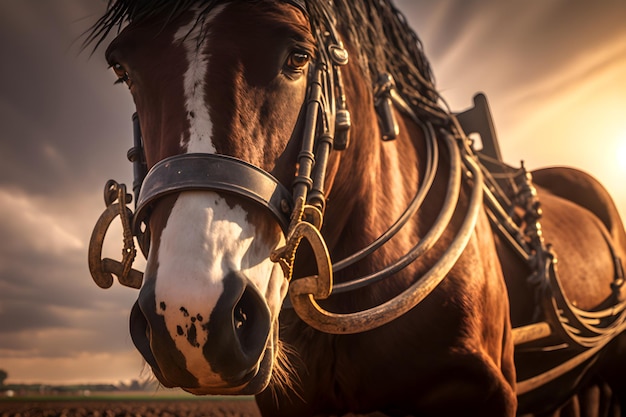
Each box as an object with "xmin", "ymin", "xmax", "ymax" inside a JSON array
[
  {"xmin": 111, "ymin": 63, "xmax": 129, "ymax": 85},
  {"xmin": 286, "ymin": 51, "xmax": 310, "ymax": 70}
]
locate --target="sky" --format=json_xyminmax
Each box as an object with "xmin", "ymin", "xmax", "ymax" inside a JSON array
[{"xmin": 0, "ymin": 1, "xmax": 625, "ymax": 385}]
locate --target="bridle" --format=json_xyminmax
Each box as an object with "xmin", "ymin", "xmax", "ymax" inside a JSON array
[{"xmin": 88, "ymin": 0, "xmax": 484, "ymax": 334}]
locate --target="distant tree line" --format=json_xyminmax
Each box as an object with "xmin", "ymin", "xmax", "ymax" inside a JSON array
[{"xmin": 0, "ymin": 369, "xmax": 161, "ymax": 395}]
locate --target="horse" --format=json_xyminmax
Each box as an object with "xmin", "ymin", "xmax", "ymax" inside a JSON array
[{"xmin": 85, "ymin": 1, "xmax": 626, "ymax": 416}]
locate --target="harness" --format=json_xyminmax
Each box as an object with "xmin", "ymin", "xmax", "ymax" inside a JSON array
[
  {"xmin": 88, "ymin": 0, "xmax": 485, "ymax": 335},
  {"xmin": 88, "ymin": 0, "xmax": 626, "ymax": 396},
  {"xmin": 458, "ymin": 95, "xmax": 626, "ymax": 395}
]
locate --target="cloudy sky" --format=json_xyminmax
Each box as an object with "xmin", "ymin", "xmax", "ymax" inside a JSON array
[{"xmin": 0, "ymin": 1, "xmax": 625, "ymax": 384}]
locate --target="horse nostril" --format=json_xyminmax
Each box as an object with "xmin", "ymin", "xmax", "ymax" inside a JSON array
[
  {"xmin": 233, "ymin": 284, "xmax": 270, "ymax": 359},
  {"xmin": 129, "ymin": 301, "xmax": 167, "ymax": 384},
  {"xmin": 131, "ymin": 297, "xmax": 200, "ymax": 389},
  {"xmin": 204, "ymin": 271, "xmax": 271, "ymax": 383}
]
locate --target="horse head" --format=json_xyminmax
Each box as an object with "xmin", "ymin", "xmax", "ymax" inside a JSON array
[
  {"xmin": 101, "ymin": 1, "xmax": 321, "ymax": 395},
  {"xmin": 90, "ymin": 0, "xmax": 461, "ymax": 403}
]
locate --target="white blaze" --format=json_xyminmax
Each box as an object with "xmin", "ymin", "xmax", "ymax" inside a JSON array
[
  {"xmin": 175, "ymin": 5, "xmax": 225, "ymax": 153},
  {"xmin": 156, "ymin": 193, "xmax": 264, "ymax": 385}
]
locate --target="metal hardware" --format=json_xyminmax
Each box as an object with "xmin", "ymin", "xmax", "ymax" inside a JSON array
[
  {"xmin": 88, "ymin": 180, "xmax": 143, "ymax": 289},
  {"xmin": 328, "ymin": 44, "xmax": 348, "ymax": 66},
  {"xmin": 334, "ymin": 108, "xmax": 351, "ymax": 150},
  {"xmin": 374, "ymin": 73, "xmax": 400, "ymax": 141},
  {"xmin": 286, "ymin": 134, "xmax": 484, "ymax": 334},
  {"xmin": 127, "ymin": 113, "xmax": 147, "ymax": 208},
  {"xmin": 271, "ymin": 197, "xmax": 333, "ymax": 300}
]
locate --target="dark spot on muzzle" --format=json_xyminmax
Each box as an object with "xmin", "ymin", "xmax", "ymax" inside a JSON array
[
  {"xmin": 203, "ymin": 271, "xmax": 271, "ymax": 384},
  {"xmin": 130, "ymin": 280, "xmax": 199, "ymax": 389},
  {"xmin": 130, "ymin": 270, "xmax": 272, "ymax": 390}
]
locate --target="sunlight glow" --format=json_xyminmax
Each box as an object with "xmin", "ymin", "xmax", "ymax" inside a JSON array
[{"xmin": 617, "ymin": 137, "xmax": 626, "ymax": 173}]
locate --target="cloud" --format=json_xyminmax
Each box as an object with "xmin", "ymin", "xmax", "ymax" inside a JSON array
[
  {"xmin": 0, "ymin": 188, "xmax": 83, "ymax": 256},
  {"xmin": 398, "ymin": 0, "xmax": 626, "ymax": 220},
  {"xmin": 0, "ymin": 1, "xmax": 143, "ymax": 384},
  {"xmin": 0, "ymin": 186, "xmax": 140, "ymax": 378},
  {"xmin": 0, "ymin": 306, "xmax": 135, "ymax": 356},
  {"xmin": 503, "ymin": 37, "xmax": 626, "ymax": 139},
  {"xmin": 0, "ymin": 1, "xmax": 136, "ymax": 199}
]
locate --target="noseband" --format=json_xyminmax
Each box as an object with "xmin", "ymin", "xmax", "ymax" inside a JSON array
[{"xmin": 88, "ymin": 0, "xmax": 485, "ymax": 334}]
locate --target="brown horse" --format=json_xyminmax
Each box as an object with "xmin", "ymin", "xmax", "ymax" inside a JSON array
[{"xmin": 86, "ymin": 1, "xmax": 626, "ymax": 416}]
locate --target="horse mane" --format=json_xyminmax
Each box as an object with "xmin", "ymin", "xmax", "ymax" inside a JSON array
[
  {"xmin": 85, "ymin": 0, "xmax": 449, "ymax": 121},
  {"xmin": 306, "ymin": 0, "xmax": 448, "ymax": 122}
]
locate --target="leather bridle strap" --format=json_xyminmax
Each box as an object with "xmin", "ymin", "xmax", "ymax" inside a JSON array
[
  {"xmin": 133, "ymin": 153, "xmax": 293, "ymax": 237},
  {"xmin": 331, "ymin": 118, "xmax": 438, "ymax": 280}
]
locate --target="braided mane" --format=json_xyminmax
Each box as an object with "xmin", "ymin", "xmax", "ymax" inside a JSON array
[{"xmin": 86, "ymin": 0, "xmax": 448, "ymax": 122}]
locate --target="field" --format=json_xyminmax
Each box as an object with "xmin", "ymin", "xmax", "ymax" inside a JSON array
[{"xmin": 0, "ymin": 394, "xmax": 262, "ymax": 417}]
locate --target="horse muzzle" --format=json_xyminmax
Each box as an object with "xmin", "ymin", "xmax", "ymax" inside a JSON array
[{"xmin": 129, "ymin": 270, "xmax": 275, "ymax": 394}]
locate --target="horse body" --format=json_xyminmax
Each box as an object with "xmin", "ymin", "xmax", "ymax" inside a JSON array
[{"xmin": 87, "ymin": 1, "xmax": 626, "ymax": 416}]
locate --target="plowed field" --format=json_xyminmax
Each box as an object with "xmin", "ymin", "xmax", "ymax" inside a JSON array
[{"xmin": 0, "ymin": 398, "xmax": 262, "ymax": 417}]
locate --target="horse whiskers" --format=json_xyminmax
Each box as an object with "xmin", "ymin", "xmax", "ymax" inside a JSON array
[
  {"xmin": 137, "ymin": 361, "xmax": 162, "ymax": 392},
  {"xmin": 268, "ymin": 339, "xmax": 305, "ymax": 404}
]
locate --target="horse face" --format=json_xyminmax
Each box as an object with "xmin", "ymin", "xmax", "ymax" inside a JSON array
[{"xmin": 105, "ymin": 2, "xmax": 314, "ymax": 394}]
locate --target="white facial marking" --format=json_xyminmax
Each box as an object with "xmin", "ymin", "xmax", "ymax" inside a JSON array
[
  {"xmin": 156, "ymin": 192, "xmax": 281, "ymax": 386},
  {"xmin": 175, "ymin": 5, "xmax": 227, "ymax": 153}
]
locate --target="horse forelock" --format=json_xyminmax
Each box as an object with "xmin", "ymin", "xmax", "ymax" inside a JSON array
[{"xmin": 85, "ymin": 0, "xmax": 220, "ymax": 51}]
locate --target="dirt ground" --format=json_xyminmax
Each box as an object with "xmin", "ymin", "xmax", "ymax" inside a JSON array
[{"xmin": 0, "ymin": 399, "xmax": 262, "ymax": 417}]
